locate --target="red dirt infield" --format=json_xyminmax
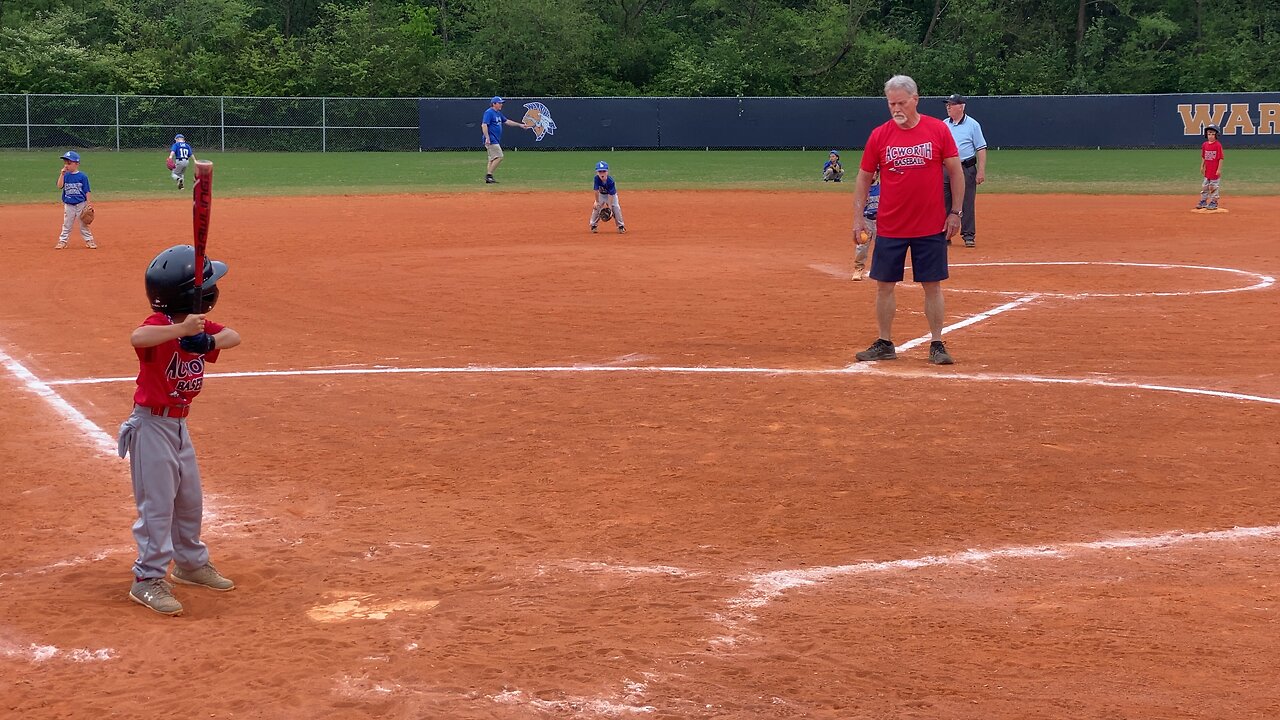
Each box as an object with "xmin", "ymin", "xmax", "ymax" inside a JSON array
[{"xmin": 2, "ymin": 192, "xmax": 1279, "ymax": 719}]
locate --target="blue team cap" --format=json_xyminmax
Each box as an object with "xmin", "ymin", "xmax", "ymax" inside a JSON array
[
  {"xmin": 595, "ymin": 161, "xmax": 609, "ymax": 171},
  {"xmin": 491, "ymin": 96, "xmax": 504, "ymax": 104},
  {"xmin": 60, "ymin": 150, "xmax": 81, "ymax": 162},
  {"xmin": 175, "ymin": 133, "xmax": 185, "ymax": 141},
  {"xmin": 829, "ymin": 150, "xmax": 840, "ymax": 156}
]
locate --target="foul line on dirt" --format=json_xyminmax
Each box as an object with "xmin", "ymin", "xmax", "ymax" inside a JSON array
[
  {"xmin": 707, "ymin": 524, "xmax": 1280, "ymax": 645},
  {"xmin": 46, "ymin": 366, "xmax": 1280, "ymax": 409},
  {"xmin": 861, "ymin": 368, "xmax": 1280, "ymax": 406},
  {"xmin": 45, "ymin": 293, "xmax": 1039, "ymax": 386},
  {"xmin": 0, "ymin": 344, "xmax": 117, "ymax": 457},
  {"xmin": 733, "ymin": 524, "xmax": 1280, "ymax": 608},
  {"xmin": 944, "ymin": 261, "xmax": 1274, "ymax": 298}
]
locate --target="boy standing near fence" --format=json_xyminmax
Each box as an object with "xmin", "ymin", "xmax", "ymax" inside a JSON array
[
  {"xmin": 1196, "ymin": 125, "xmax": 1224, "ymax": 211},
  {"xmin": 823, "ymin": 151, "xmax": 844, "ymax": 182},
  {"xmin": 55, "ymin": 151, "xmax": 96, "ymax": 250}
]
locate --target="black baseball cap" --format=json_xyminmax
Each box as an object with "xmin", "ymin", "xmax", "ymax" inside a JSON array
[{"xmin": 944, "ymin": 94, "xmax": 967, "ymax": 105}]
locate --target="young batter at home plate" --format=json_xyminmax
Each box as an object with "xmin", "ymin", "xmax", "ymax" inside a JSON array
[
  {"xmin": 589, "ymin": 161, "xmax": 627, "ymax": 234},
  {"xmin": 119, "ymin": 244, "xmax": 241, "ymax": 616}
]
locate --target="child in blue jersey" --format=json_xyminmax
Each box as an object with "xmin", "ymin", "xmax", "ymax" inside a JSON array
[
  {"xmin": 823, "ymin": 150, "xmax": 844, "ymax": 182},
  {"xmin": 55, "ymin": 151, "xmax": 96, "ymax": 250},
  {"xmin": 589, "ymin": 161, "xmax": 627, "ymax": 234},
  {"xmin": 853, "ymin": 171, "xmax": 879, "ymax": 281},
  {"xmin": 168, "ymin": 134, "xmax": 195, "ymax": 190}
]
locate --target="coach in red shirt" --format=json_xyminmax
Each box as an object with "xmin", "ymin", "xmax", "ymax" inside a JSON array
[{"xmin": 852, "ymin": 75, "xmax": 966, "ymax": 366}]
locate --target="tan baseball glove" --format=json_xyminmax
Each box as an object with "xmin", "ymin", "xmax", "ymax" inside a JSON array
[{"xmin": 80, "ymin": 205, "xmax": 95, "ymax": 226}]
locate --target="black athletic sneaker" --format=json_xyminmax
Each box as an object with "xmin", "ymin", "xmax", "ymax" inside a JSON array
[
  {"xmin": 929, "ymin": 341, "xmax": 955, "ymax": 365},
  {"xmin": 485, "ymin": 176, "xmax": 497, "ymax": 184},
  {"xmin": 855, "ymin": 338, "xmax": 896, "ymax": 362}
]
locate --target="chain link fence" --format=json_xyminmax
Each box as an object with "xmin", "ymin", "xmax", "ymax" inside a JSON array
[{"xmin": 0, "ymin": 94, "xmax": 420, "ymax": 151}]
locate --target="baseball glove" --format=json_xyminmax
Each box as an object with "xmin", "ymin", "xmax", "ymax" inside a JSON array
[
  {"xmin": 166, "ymin": 157, "xmax": 177, "ymax": 170},
  {"xmin": 80, "ymin": 205, "xmax": 95, "ymax": 226},
  {"xmin": 598, "ymin": 206, "xmax": 613, "ymax": 223}
]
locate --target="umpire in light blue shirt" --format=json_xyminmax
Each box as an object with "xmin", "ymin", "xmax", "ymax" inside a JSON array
[{"xmin": 942, "ymin": 94, "xmax": 987, "ymax": 248}]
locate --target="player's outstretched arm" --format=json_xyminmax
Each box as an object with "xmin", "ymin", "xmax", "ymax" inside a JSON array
[
  {"xmin": 132, "ymin": 315, "xmax": 205, "ymax": 348},
  {"xmin": 211, "ymin": 327, "xmax": 241, "ymax": 350}
]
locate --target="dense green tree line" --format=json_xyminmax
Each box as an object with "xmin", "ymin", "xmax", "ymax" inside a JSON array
[{"xmin": 2, "ymin": 0, "xmax": 1276, "ymax": 97}]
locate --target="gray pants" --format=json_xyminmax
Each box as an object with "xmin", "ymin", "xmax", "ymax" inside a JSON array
[
  {"xmin": 172, "ymin": 158, "xmax": 190, "ymax": 182},
  {"xmin": 855, "ymin": 217, "xmax": 877, "ymax": 273},
  {"xmin": 590, "ymin": 193, "xmax": 625, "ymax": 227},
  {"xmin": 1198, "ymin": 178, "xmax": 1221, "ymax": 208},
  {"xmin": 58, "ymin": 202, "xmax": 95, "ymax": 244},
  {"xmin": 943, "ymin": 162, "xmax": 978, "ymax": 242},
  {"xmin": 117, "ymin": 406, "xmax": 209, "ymax": 580}
]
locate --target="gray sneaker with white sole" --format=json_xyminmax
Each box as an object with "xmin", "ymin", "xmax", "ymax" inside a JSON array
[
  {"xmin": 130, "ymin": 578, "xmax": 183, "ymax": 616},
  {"xmin": 172, "ymin": 562, "xmax": 235, "ymax": 591}
]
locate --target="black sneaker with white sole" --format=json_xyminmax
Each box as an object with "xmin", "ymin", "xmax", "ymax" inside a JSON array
[{"xmin": 855, "ymin": 338, "xmax": 896, "ymax": 362}]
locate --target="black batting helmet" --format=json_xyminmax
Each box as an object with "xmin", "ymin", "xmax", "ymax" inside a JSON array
[
  {"xmin": 1204, "ymin": 125, "xmax": 1220, "ymax": 138},
  {"xmin": 145, "ymin": 244, "xmax": 228, "ymax": 314}
]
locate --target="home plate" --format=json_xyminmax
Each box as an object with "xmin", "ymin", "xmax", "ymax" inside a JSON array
[{"xmin": 308, "ymin": 593, "xmax": 440, "ymax": 623}]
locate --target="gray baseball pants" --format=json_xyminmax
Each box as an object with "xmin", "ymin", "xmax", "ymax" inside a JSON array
[
  {"xmin": 59, "ymin": 202, "xmax": 95, "ymax": 244},
  {"xmin": 117, "ymin": 406, "xmax": 209, "ymax": 580},
  {"xmin": 590, "ymin": 193, "xmax": 625, "ymax": 227}
]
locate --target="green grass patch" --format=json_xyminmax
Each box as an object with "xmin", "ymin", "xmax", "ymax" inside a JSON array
[{"xmin": 2, "ymin": 148, "xmax": 1275, "ymax": 204}]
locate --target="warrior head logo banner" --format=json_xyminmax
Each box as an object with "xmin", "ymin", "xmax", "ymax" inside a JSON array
[{"xmin": 522, "ymin": 102, "xmax": 557, "ymax": 142}]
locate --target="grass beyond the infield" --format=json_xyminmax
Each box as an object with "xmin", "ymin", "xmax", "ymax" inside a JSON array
[{"xmin": 1, "ymin": 148, "xmax": 1276, "ymax": 204}]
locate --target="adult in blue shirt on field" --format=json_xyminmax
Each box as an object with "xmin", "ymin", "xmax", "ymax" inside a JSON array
[
  {"xmin": 481, "ymin": 96, "xmax": 533, "ymax": 184},
  {"xmin": 942, "ymin": 94, "xmax": 988, "ymax": 248}
]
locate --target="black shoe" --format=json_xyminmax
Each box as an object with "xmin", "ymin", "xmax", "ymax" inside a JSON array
[
  {"xmin": 177, "ymin": 178, "xmax": 183, "ymax": 190},
  {"xmin": 485, "ymin": 176, "xmax": 497, "ymax": 184},
  {"xmin": 855, "ymin": 338, "xmax": 896, "ymax": 362},
  {"xmin": 963, "ymin": 238, "xmax": 975, "ymax": 248},
  {"xmin": 928, "ymin": 341, "xmax": 954, "ymax": 365}
]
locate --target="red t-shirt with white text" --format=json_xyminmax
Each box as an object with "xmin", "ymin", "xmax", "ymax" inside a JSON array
[
  {"xmin": 859, "ymin": 115, "xmax": 959, "ymax": 237},
  {"xmin": 133, "ymin": 312, "xmax": 223, "ymax": 408},
  {"xmin": 1201, "ymin": 141, "xmax": 1224, "ymax": 180}
]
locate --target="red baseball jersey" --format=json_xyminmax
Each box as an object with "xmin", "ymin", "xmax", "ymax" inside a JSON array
[
  {"xmin": 1201, "ymin": 141, "xmax": 1224, "ymax": 180},
  {"xmin": 859, "ymin": 115, "xmax": 960, "ymax": 237},
  {"xmin": 133, "ymin": 312, "xmax": 224, "ymax": 408}
]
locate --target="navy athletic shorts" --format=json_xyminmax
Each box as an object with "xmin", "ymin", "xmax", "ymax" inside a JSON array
[{"xmin": 869, "ymin": 232, "xmax": 949, "ymax": 283}]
